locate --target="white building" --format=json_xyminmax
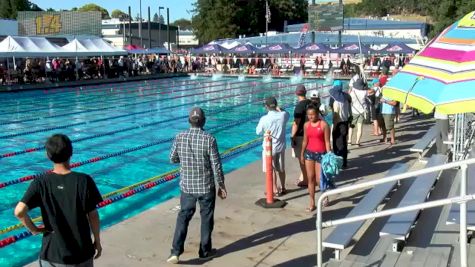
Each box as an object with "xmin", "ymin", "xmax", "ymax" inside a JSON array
[{"xmin": 178, "ymin": 30, "xmax": 199, "ymax": 48}]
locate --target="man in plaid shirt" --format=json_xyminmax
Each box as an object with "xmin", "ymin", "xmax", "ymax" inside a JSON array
[{"xmin": 167, "ymin": 107, "xmax": 227, "ymax": 264}]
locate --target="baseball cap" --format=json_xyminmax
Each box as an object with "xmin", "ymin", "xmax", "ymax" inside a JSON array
[
  {"xmin": 189, "ymin": 107, "xmax": 205, "ymax": 122},
  {"xmin": 295, "ymin": 84, "xmax": 307, "ymax": 96},
  {"xmin": 264, "ymin": 96, "xmax": 278, "ymax": 108}
]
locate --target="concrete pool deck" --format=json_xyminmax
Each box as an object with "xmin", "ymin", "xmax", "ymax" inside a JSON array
[{"xmin": 88, "ymin": 112, "xmax": 438, "ymax": 267}]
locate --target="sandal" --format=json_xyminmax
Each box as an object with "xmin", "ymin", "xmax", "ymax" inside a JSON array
[
  {"xmin": 277, "ymin": 188, "xmax": 287, "ymax": 196},
  {"xmin": 295, "ymin": 181, "xmax": 308, "ymax": 187},
  {"xmin": 306, "ymin": 206, "xmax": 316, "ymax": 212}
]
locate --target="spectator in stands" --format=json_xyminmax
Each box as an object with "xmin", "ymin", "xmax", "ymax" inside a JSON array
[
  {"xmin": 291, "ymin": 85, "xmax": 312, "ymax": 187},
  {"xmin": 15, "ymin": 134, "xmax": 103, "ymax": 267},
  {"xmin": 256, "ymin": 97, "xmax": 290, "ymax": 196},
  {"xmin": 300, "ymin": 56, "xmax": 306, "ymax": 75},
  {"xmin": 330, "ymin": 81, "xmax": 351, "ymax": 168}
]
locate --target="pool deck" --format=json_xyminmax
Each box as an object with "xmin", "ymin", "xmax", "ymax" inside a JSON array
[
  {"xmin": 28, "ymin": 112, "xmax": 462, "ymax": 267},
  {"xmin": 91, "ymin": 113, "xmax": 444, "ymax": 267}
]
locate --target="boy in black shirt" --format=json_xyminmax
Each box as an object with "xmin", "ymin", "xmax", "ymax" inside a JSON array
[
  {"xmin": 15, "ymin": 134, "xmax": 103, "ymax": 267},
  {"xmin": 291, "ymin": 85, "xmax": 312, "ymax": 187}
]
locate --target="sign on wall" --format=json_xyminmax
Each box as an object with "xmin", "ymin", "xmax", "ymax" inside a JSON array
[
  {"xmin": 308, "ymin": 0, "xmax": 344, "ymax": 32},
  {"xmin": 18, "ymin": 11, "xmax": 102, "ymax": 36}
]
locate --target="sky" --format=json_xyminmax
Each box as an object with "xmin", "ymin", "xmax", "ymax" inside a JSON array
[{"xmin": 30, "ymin": 0, "xmax": 195, "ymax": 22}]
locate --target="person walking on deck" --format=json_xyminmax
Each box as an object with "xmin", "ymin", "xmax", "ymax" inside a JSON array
[
  {"xmin": 300, "ymin": 105, "xmax": 331, "ymax": 211},
  {"xmin": 330, "ymin": 81, "xmax": 351, "ymax": 168},
  {"xmin": 168, "ymin": 107, "xmax": 227, "ymax": 264},
  {"xmin": 291, "ymin": 85, "xmax": 312, "ymax": 187}
]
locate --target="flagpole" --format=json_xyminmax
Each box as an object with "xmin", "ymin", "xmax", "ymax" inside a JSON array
[{"xmin": 265, "ymin": 0, "xmax": 269, "ymax": 46}]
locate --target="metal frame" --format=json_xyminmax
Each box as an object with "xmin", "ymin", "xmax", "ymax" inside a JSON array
[{"xmin": 316, "ymin": 158, "xmax": 475, "ymax": 267}]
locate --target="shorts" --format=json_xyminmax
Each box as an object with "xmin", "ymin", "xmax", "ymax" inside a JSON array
[
  {"xmin": 383, "ymin": 114, "xmax": 396, "ymax": 130},
  {"xmin": 352, "ymin": 113, "xmax": 364, "ymax": 125},
  {"xmin": 304, "ymin": 150, "xmax": 325, "ymax": 163},
  {"xmin": 291, "ymin": 136, "xmax": 304, "ymax": 159},
  {"xmin": 262, "ymin": 150, "xmax": 285, "ymax": 173},
  {"xmin": 39, "ymin": 258, "xmax": 93, "ymax": 267}
]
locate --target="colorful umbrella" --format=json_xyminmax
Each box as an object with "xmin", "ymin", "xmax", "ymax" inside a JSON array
[{"xmin": 382, "ymin": 11, "xmax": 475, "ymax": 114}]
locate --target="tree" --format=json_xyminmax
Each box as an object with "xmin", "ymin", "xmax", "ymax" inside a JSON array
[
  {"xmin": 191, "ymin": 0, "xmax": 307, "ymax": 43},
  {"xmin": 135, "ymin": 13, "xmax": 140, "ymax": 21},
  {"xmin": 153, "ymin": 12, "xmax": 159, "ymax": 22},
  {"xmin": 192, "ymin": 0, "xmax": 239, "ymax": 43},
  {"xmin": 159, "ymin": 14, "xmax": 165, "ymax": 24},
  {"xmin": 111, "ymin": 9, "xmax": 126, "ymax": 19},
  {"xmin": 171, "ymin": 18, "xmax": 192, "ymax": 30},
  {"xmin": 78, "ymin": 3, "xmax": 110, "ymax": 19},
  {"xmin": 0, "ymin": 0, "xmax": 43, "ymax": 19}
]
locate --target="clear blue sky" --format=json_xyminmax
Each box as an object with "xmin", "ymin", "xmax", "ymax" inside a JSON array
[{"xmin": 30, "ymin": 0, "xmax": 195, "ymax": 22}]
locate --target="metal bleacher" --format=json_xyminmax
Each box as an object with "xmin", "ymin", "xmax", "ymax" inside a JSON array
[
  {"xmin": 322, "ymin": 163, "xmax": 409, "ymax": 260},
  {"xmin": 379, "ymin": 154, "xmax": 448, "ymax": 248}
]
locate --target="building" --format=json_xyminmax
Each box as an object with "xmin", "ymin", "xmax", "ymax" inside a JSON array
[
  {"xmin": 102, "ymin": 19, "xmax": 178, "ymax": 49},
  {"xmin": 178, "ymin": 30, "xmax": 199, "ymax": 48},
  {"xmin": 286, "ymin": 18, "xmax": 428, "ymax": 41},
  {"xmin": 219, "ymin": 17, "xmax": 427, "ymax": 47}
]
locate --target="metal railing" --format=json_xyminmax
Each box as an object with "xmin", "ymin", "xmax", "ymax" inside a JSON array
[{"xmin": 316, "ymin": 158, "xmax": 475, "ymax": 267}]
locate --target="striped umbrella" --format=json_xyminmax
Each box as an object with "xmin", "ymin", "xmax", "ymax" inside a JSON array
[{"xmin": 382, "ymin": 11, "xmax": 475, "ymax": 114}]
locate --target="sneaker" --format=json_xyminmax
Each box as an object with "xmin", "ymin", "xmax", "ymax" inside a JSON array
[
  {"xmin": 166, "ymin": 254, "xmax": 179, "ymax": 264},
  {"xmin": 199, "ymin": 248, "xmax": 217, "ymax": 260}
]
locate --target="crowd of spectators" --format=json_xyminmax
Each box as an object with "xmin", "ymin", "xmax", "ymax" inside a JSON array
[{"xmin": 0, "ymin": 55, "xmax": 186, "ymax": 86}]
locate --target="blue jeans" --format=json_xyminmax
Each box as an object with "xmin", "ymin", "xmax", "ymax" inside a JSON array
[{"xmin": 171, "ymin": 189, "xmax": 216, "ymax": 257}]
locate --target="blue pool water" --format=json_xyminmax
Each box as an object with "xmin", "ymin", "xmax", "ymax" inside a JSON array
[{"xmin": 0, "ymin": 76, "xmax": 335, "ymax": 266}]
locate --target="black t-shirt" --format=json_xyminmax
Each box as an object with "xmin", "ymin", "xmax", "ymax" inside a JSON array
[
  {"xmin": 293, "ymin": 99, "xmax": 312, "ymax": 137},
  {"xmin": 21, "ymin": 172, "xmax": 103, "ymax": 264}
]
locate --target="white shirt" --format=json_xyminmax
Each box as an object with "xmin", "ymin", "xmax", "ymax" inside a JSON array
[
  {"xmin": 350, "ymin": 89, "xmax": 367, "ymax": 114},
  {"xmin": 256, "ymin": 110, "xmax": 290, "ymax": 154}
]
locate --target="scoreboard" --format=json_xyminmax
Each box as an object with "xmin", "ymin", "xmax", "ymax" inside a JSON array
[
  {"xmin": 18, "ymin": 11, "xmax": 102, "ymax": 36},
  {"xmin": 308, "ymin": 1, "xmax": 344, "ymax": 32}
]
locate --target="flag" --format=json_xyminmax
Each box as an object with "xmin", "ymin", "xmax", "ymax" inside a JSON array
[
  {"xmin": 298, "ymin": 23, "xmax": 309, "ymax": 47},
  {"xmin": 265, "ymin": 1, "xmax": 271, "ymax": 23}
]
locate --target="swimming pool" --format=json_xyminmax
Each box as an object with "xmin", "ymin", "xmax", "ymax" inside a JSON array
[{"xmin": 0, "ymin": 76, "xmax": 333, "ymax": 266}]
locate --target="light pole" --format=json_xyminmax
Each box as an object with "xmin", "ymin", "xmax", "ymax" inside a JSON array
[
  {"xmin": 158, "ymin": 6, "xmax": 164, "ymax": 47},
  {"xmin": 139, "ymin": 0, "xmax": 143, "ymax": 47}
]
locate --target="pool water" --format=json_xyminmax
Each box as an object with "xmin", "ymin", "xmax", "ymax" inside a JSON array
[{"xmin": 0, "ymin": 76, "xmax": 335, "ymax": 266}]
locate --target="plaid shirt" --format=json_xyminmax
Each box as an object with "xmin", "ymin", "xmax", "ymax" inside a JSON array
[{"xmin": 170, "ymin": 127, "xmax": 225, "ymax": 194}]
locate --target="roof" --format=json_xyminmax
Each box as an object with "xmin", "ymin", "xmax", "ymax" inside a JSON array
[
  {"xmin": 286, "ymin": 18, "xmax": 427, "ymax": 32},
  {"xmin": 102, "ymin": 22, "xmax": 178, "ymax": 31},
  {"xmin": 232, "ymin": 32, "xmax": 418, "ymax": 46}
]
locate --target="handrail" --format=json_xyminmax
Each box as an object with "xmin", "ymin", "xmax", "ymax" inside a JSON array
[{"xmin": 316, "ymin": 158, "xmax": 475, "ymax": 267}]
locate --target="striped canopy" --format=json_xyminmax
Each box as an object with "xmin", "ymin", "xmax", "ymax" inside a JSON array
[{"xmin": 382, "ymin": 11, "xmax": 475, "ymax": 114}]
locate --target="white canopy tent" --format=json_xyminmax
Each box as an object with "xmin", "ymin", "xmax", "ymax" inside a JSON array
[
  {"xmin": 62, "ymin": 38, "xmax": 127, "ymax": 57},
  {"xmin": 0, "ymin": 36, "xmax": 65, "ymax": 57}
]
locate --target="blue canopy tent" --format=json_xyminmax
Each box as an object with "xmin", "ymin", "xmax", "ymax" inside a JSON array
[
  {"xmin": 227, "ymin": 44, "xmax": 258, "ymax": 54},
  {"xmin": 191, "ymin": 44, "xmax": 227, "ymax": 54},
  {"xmin": 258, "ymin": 43, "xmax": 294, "ymax": 54},
  {"xmin": 331, "ymin": 43, "xmax": 371, "ymax": 54},
  {"xmin": 294, "ymin": 43, "xmax": 330, "ymax": 54},
  {"xmin": 381, "ymin": 42, "xmax": 417, "ymax": 54}
]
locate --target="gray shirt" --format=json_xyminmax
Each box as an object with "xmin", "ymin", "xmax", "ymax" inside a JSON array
[{"xmin": 256, "ymin": 110, "xmax": 290, "ymax": 154}]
